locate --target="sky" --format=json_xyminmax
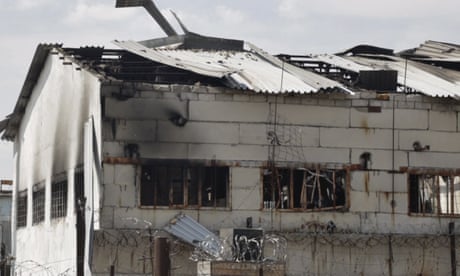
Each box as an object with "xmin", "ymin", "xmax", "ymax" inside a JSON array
[{"xmin": 0, "ymin": 0, "xmax": 460, "ymax": 180}]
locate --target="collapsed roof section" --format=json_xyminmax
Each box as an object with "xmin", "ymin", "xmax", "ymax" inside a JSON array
[
  {"xmin": 2, "ymin": 0, "xmax": 460, "ymax": 141},
  {"xmin": 280, "ymin": 41, "xmax": 460, "ymax": 99},
  {"xmin": 315, "ymin": 54, "xmax": 460, "ymax": 98},
  {"xmin": 113, "ymin": 0, "xmax": 460, "ymax": 98},
  {"xmin": 399, "ymin": 40, "xmax": 460, "ymax": 70},
  {"xmin": 112, "ymin": 39, "xmax": 351, "ymax": 94},
  {"xmin": 111, "ymin": 0, "xmax": 351, "ymax": 94}
]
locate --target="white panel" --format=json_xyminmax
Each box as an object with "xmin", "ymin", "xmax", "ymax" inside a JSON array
[{"xmin": 14, "ymin": 51, "xmax": 102, "ymax": 274}]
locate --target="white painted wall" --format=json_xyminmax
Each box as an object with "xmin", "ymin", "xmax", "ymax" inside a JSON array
[{"xmin": 13, "ymin": 51, "xmax": 101, "ymax": 275}]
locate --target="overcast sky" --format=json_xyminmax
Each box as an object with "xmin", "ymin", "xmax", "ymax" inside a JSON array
[{"xmin": 1, "ymin": 0, "xmax": 460, "ymax": 180}]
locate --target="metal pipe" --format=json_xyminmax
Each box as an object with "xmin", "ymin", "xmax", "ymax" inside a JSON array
[
  {"xmin": 143, "ymin": 0, "xmax": 177, "ymax": 36},
  {"xmin": 115, "ymin": 0, "xmax": 177, "ymax": 37}
]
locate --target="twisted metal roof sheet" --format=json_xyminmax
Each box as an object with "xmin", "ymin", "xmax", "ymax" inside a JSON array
[
  {"xmin": 315, "ymin": 53, "xmax": 460, "ymax": 98},
  {"xmin": 410, "ymin": 40, "xmax": 460, "ymax": 62},
  {"xmin": 113, "ymin": 40, "xmax": 352, "ymax": 94}
]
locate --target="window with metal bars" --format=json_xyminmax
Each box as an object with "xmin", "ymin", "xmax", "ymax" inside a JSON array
[
  {"xmin": 17, "ymin": 190, "xmax": 27, "ymax": 228},
  {"xmin": 140, "ymin": 164, "xmax": 229, "ymax": 208},
  {"xmin": 263, "ymin": 167, "xmax": 347, "ymax": 211},
  {"xmin": 51, "ymin": 179, "xmax": 68, "ymax": 219},
  {"xmin": 409, "ymin": 174, "xmax": 460, "ymax": 216},
  {"xmin": 32, "ymin": 185, "xmax": 45, "ymax": 224}
]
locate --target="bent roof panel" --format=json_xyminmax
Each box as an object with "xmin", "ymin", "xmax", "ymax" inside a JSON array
[
  {"xmin": 411, "ymin": 40, "xmax": 460, "ymax": 61},
  {"xmin": 113, "ymin": 40, "xmax": 351, "ymax": 94},
  {"xmin": 315, "ymin": 53, "xmax": 460, "ymax": 98}
]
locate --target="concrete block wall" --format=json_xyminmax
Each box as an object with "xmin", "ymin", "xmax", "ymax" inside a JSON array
[
  {"xmin": 285, "ymin": 236, "xmax": 451, "ymax": 276},
  {"xmin": 97, "ymin": 83, "xmax": 460, "ymax": 275},
  {"xmin": 100, "ymin": 83, "xmax": 460, "ymax": 230}
]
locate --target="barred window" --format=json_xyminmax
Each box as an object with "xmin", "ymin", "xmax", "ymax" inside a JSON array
[
  {"xmin": 263, "ymin": 167, "xmax": 347, "ymax": 211},
  {"xmin": 141, "ymin": 164, "xmax": 229, "ymax": 208},
  {"xmin": 17, "ymin": 190, "xmax": 27, "ymax": 228},
  {"xmin": 409, "ymin": 174, "xmax": 460, "ymax": 216},
  {"xmin": 51, "ymin": 179, "xmax": 67, "ymax": 219},
  {"xmin": 32, "ymin": 185, "xmax": 45, "ymax": 224}
]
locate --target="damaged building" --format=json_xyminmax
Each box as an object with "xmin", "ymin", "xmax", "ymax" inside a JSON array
[{"xmin": 2, "ymin": 0, "xmax": 460, "ymax": 275}]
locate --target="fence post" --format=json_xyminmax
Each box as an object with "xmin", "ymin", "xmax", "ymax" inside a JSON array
[
  {"xmin": 154, "ymin": 237, "xmax": 170, "ymax": 276},
  {"xmin": 449, "ymin": 222, "xmax": 456, "ymax": 276}
]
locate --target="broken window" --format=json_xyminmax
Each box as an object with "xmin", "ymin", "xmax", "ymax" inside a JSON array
[
  {"xmin": 263, "ymin": 167, "xmax": 347, "ymax": 210},
  {"xmin": 32, "ymin": 184, "xmax": 45, "ymax": 224},
  {"xmin": 17, "ymin": 190, "xmax": 27, "ymax": 228},
  {"xmin": 409, "ymin": 174, "xmax": 460, "ymax": 216},
  {"xmin": 140, "ymin": 164, "xmax": 229, "ymax": 208},
  {"xmin": 51, "ymin": 178, "xmax": 68, "ymax": 219}
]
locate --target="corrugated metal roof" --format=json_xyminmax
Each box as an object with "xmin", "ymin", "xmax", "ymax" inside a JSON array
[
  {"xmin": 315, "ymin": 53, "xmax": 460, "ymax": 98},
  {"xmin": 315, "ymin": 54, "xmax": 373, "ymax": 72},
  {"xmin": 410, "ymin": 40, "xmax": 460, "ymax": 62},
  {"xmin": 113, "ymin": 40, "xmax": 351, "ymax": 94},
  {"xmin": 164, "ymin": 214, "xmax": 223, "ymax": 259}
]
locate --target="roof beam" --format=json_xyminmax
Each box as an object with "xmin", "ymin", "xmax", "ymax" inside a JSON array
[{"xmin": 115, "ymin": 0, "xmax": 178, "ymax": 37}]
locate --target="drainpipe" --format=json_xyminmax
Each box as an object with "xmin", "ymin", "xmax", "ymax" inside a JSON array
[{"xmin": 10, "ymin": 140, "xmax": 20, "ymax": 276}]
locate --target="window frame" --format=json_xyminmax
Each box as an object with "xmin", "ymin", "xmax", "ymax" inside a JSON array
[
  {"xmin": 408, "ymin": 171, "xmax": 460, "ymax": 217},
  {"xmin": 51, "ymin": 177, "xmax": 68, "ymax": 219},
  {"xmin": 262, "ymin": 166, "xmax": 349, "ymax": 212},
  {"xmin": 17, "ymin": 190, "xmax": 27, "ymax": 228},
  {"xmin": 32, "ymin": 183, "xmax": 45, "ymax": 225},
  {"xmin": 139, "ymin": 162, "xmax": 230, "ymax": 209}
]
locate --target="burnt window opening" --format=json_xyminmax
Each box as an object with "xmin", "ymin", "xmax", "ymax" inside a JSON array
[
  {"xmin": 17, "ymin": 190, "xmax": 27, "ymax": 228},
  {"xmin": 409, "ymin": 174, "xmax": 460, "ymax": 216},
  {"xmin": 140, "ymin": 164, "xmax": 229, "ymax": 208},
  {"xmin": 32, "ymin": 185, "xmax": 45, "ymax": 224},
  {"xmin": 263, "ymin": 167, "xmax": 347, "ymax": 211},
  {"xmin": 51, "ymin": 179, "xmax": 68, "ymax": 219}
]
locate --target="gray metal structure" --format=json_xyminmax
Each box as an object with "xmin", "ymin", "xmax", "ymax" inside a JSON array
[
  {"xmin": 113, "ymin": 39, "xmax": 350, "ymax": 94},
  {"xmin": 164, "ymin": 214, "xmax": 223, "ymax": 259},
  {"xmin": 115, "ymin": 0, "xmax": 178, "ymax": 36},
  {"xmin": 313, "ymin": 53, "xmax": 460, "ymax": 98}
]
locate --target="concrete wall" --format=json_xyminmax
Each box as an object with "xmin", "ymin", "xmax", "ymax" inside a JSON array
[
  {"xmin": 13, "ymin": 52, "xmax": 102, "ymax": 275},
  {"xmin": 96, "ymin": 83, "xmax": 460, "ymax": 275}
]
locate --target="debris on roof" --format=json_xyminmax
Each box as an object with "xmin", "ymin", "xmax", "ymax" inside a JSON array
[
  {"xmin": 399, "ymin": 40, "xmax": 460, "ymax": 71},
  {"xmin": 336, "ymin": 44, "xmax": 394, "ymax": 56},
  {"xmin": 282, "ymin": 43, "xmax": 460, "ymax": 99},
  {"xmin": 2, "ymin": 0, "xmax": 460, "ymax": 140},
  {"xmin": 311, "ymin": 53, "xmax": 460, "ymax": 98},
  {"xmin": 113, "ymin": 39, "xmax": 351, "ymax": 94}
]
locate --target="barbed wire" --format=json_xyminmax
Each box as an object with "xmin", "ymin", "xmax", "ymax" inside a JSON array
[
  {"xmin": 267, "ymin": 110, "xmax": 307, "ymax": 164},
  {"xmin": 14, "ymin": 258, "xmax": 74, "ymax": 276}
]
